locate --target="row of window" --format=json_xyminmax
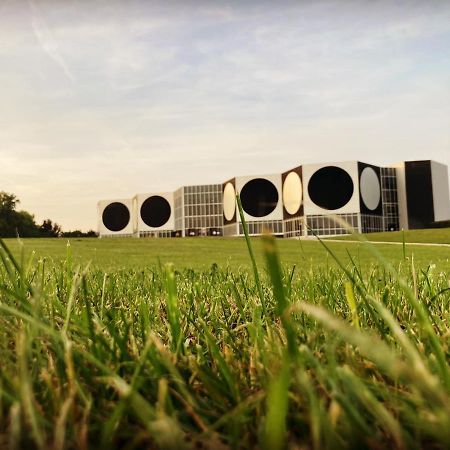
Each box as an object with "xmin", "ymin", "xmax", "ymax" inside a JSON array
[
  {"xmin": 381, "ymin": 176, "xmax": 397, "ymax": 191},
  {"xmin": 238, "ymin": 221, "xmax": 284, "ymax": 235},
  {"xmin": 184, "ymin": 228, "xmax": 222, "ymax": 237},
  {"xmin": 383, "ymin": 205, "xmax": 400, "ymax": 216},
  {"xmin": 184, "ymin": 194, "xmax": 223, "ymax": 206},
  {"xmin": 306, "ymin": 214, "xmax": 359, "ymax": 234},
  {"xmin": 184, "ymin": 204, "xmax": 222, "ymax": 216},
  {"xmin": 284, "ymin": 218, "xmax": 303, "ymax": 238},
  {"xmin": 361, "ymin": 215, "xmax": 384, "ymax": 233},
  {"xmin": 380, "ymin": 170, "xmax": 400, "ymax": 233},
  {"xmin": 305, "ymin": 214, "xmax": 358, "ymax": 236},
  {"xmin": 183, "ymin": 185, "xmax": 222, "ymax": 194},
  {"xmin": 184, "ymin": 215, "xmax": 223, "ymax": 229},
  {"xmin": 308, "ymin": 228, "xmax": 350, "ymax": 236},
  {"xmin": 382, "ymin": 190, "xmax": 398, "ymax": 204},
  {"xmin": 139, "ymin": 230, "xmax": 174, "ymax": 238}
]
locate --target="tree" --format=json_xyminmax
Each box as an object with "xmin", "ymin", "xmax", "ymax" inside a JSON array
[
  {"xmin": 0, "ymin": 191, "xmax": 95, "ymax": 238},
  {"xmin": 16, "ymin": 211, "xmax": 40, "ymax": 237},
  {"xmin": 0, "ymin": 191, "xmax": 40, "ymax": 237},
  {"xmin": 0, "ymin": 193, "xmax": 16, "ymax": 237},
  {"xmin": 61, "ymin": 229, "xmax": 98, "ymax": 238},
  {"xmin": 39, "ymin": 219, "xmax": 62, "ymax": 237},
  {"xmin": 0, "ymin": 192, "xmax": 18, "ymax": 211}
]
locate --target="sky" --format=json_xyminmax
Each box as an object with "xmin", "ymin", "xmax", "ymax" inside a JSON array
[{"xmin": 1, "ymin": 0, "xmax": 449, "ymax": 231}]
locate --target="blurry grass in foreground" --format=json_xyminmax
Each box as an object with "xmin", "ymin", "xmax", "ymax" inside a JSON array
[{"xmin": 0, "ymin": 223, "xmax": 449, "ymax": 448}]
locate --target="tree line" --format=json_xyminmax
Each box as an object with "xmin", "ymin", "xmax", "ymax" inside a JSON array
[{"xmin": 0, "ymin": 191, "xmax": 98, "ymax": 238}]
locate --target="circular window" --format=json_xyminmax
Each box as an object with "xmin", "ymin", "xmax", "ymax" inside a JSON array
[
  {"xmin": 282, "ymin": 171, "xmax": 302, "ymax": 215},
  {"xmin": 102, "ymin": 202, "xmax": 130, "ymax": 232},
  {"xmin": 308, "ymin": 166, "xmax": 354, "ymax": 210},
  {"xmin": 140, "ymin": 196, "xmax": 171, "ymax": 228},
  {"xmin": 240, "ymin": 178, "xmax": 279, "ymax": 217},
  {"xmin": 223, "ymin": 182, "xmax": 236, "ymax": 221},
  {"xmin": 360, "ymin": 167, "xmax": 381, "ymax": 210}
]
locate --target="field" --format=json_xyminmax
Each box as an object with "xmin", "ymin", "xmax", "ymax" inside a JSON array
[
  {"xmin": 2, "ymin": 232, "xmax": 450, "ymax": 272},
  {"xmin": 0, "ymin": 230, "xmax": 449, "ymax": 449},
  {"xmin": 332, "ymin": 227, "xmax": 450, "ymax": 244}
]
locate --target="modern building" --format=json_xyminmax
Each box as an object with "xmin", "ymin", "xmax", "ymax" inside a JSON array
[
  {"xmin": 98, "ymin": 199, "xmax": 134, "ymax": 237},
  {"xmin": 302, "ymin": 161, "xmax": 385, "ymax": 236},
  {"xmin": 222, "ymin": 174, "xmax": 284, "ymax": 237},
  {"xmin": 97, "ymin": 159, "xmax": 450, "ymax": 238},
  {"xmin": 174, "ymin": 184, "xmax": 223, "ymax": 237},
  {"xmin": 132, "ymin": 192, "xmax": 175, "ymax": 237},
  {"xmin": 394, "ymin": 160, "xmax": 450, "ymax": 230}
]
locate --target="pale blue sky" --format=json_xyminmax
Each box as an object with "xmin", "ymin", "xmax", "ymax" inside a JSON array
[{"xmin": 1, "ymin": 0, "xmax": 449, "ymax": 230}]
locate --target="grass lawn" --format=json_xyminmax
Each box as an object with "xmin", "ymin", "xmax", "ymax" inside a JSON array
[
  {"xmin": 2, "ymin": 235, "xmax": 450, "ymax": 272},
  {"xmin": 330, "ymin": 227, "xmax": 450, "ymax": 244},
  {"xmin": 0, "ymin": 233, "xmax": 449, "ymax": 449}
]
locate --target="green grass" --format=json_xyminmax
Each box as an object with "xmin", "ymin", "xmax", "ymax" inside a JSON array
[
  {"xmin": 330, "ymin": 227, "xmax": 450, "ymax": 244},
  {"xmin": 0, "ymin": 227, "xmax": 449, "ymax": 449},
  {"xmin": 2, "ymin": 235, "xmax": 450, "ymax": 272}
]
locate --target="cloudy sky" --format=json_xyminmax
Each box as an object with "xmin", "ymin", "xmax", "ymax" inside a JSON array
[{"xmin": 1, "ymin": 0, "xmax": 449, "ymax": 231}]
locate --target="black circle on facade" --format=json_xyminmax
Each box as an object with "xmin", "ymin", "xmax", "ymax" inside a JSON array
[
  {"xmin": 308, "ymin": 166, "xmax": 354, "ymax": 210},
  {"xmin": 240, "ymin": 178, "xmax": 279, "ymax": 217},
  {"xmin": 140, "ymin": 196, "xmax": 171, "ymax": 228},
  {"xmin": 102, "ymin": 202, "xmax": 130, "ymax": 232}
]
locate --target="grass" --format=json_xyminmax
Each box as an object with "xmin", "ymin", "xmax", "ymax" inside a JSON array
[
  {"xmin": 2, "ymin": 233, "xmax": 450, "ymax": 272},
  {"xmin": 330, "ymin": 227, "xmax": 450, "ymax": 244},
  {"xmin": 0, "ymin": 223, "xmax": 449, "ymax": 448}
]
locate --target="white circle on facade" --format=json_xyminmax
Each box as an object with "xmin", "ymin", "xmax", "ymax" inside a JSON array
[
  {"xmin": 283, "ymin": 172, "xmax": 302, "ymax": 215},
  {"xmin": 360, "ymin": 167, "xmax": 381, "ymax": 210},
  {"xmin": 223, "ymin": 182, "xmax": 236, "ymax": 221}
]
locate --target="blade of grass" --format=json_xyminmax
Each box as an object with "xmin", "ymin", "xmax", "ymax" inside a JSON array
[
  {"xmin": 236, "ymin": 194, "xmax": 267, "ymax": 317},
  {"xmin": 262, "ymin": 354, "xmax": 290, "ymax": 450}
]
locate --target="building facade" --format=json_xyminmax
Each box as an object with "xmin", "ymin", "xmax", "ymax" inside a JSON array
[
  {"xmin": 174, "ymin": 184, "xmax": 223, "ymax": 237},
  {"xmin": 97, "ymin": 159, "xmax": 450, "ymax": 238},
  {"xmin": 222, "ymin": 174, "xmax": 284, "ymax": 237},
  {"xmin": 133, "ymin": 192, "xmax": 175, "ymax": 238},
  {"xmin": 98, "ymin": 199, "xmax": 134, "ymax": 237}
]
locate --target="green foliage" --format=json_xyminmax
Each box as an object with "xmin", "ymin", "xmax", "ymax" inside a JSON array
[
  {"xmin": 0, "ymin": 233, "xmax": 449, "ymax": 449},
  {"xmin": 0, "ymin": 192, "xmax": 39, "ymax": 237},
  {"xmin": 0, "ymin": 191, "xmax": 95, "ymax": 238},
  {"xmin": 61, "ymin": 230, "xmax": 98, "ymax": 238},
  {"xmin": 0, "ymin": 191, "xmax": 63, "ymax": 238},
  {"xmin": 0, "ymin": 191, "xmax": 18, "ymax": 211},
  {"xmin": 39, "ymin": 219, "xmax": 62, "ymax": 238},
  {"xmin": 16, "ymin": 211, "xmax": 41, "ymax": 237}
]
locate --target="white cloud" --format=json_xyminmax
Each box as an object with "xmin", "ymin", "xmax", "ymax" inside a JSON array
[
  {"xmin": 28, "ymin": 0, "xmax": 75, "ymax": 82},
  {"xmin": 0, "ymin": 0, "xmax": 449, "ymax": 229}
]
